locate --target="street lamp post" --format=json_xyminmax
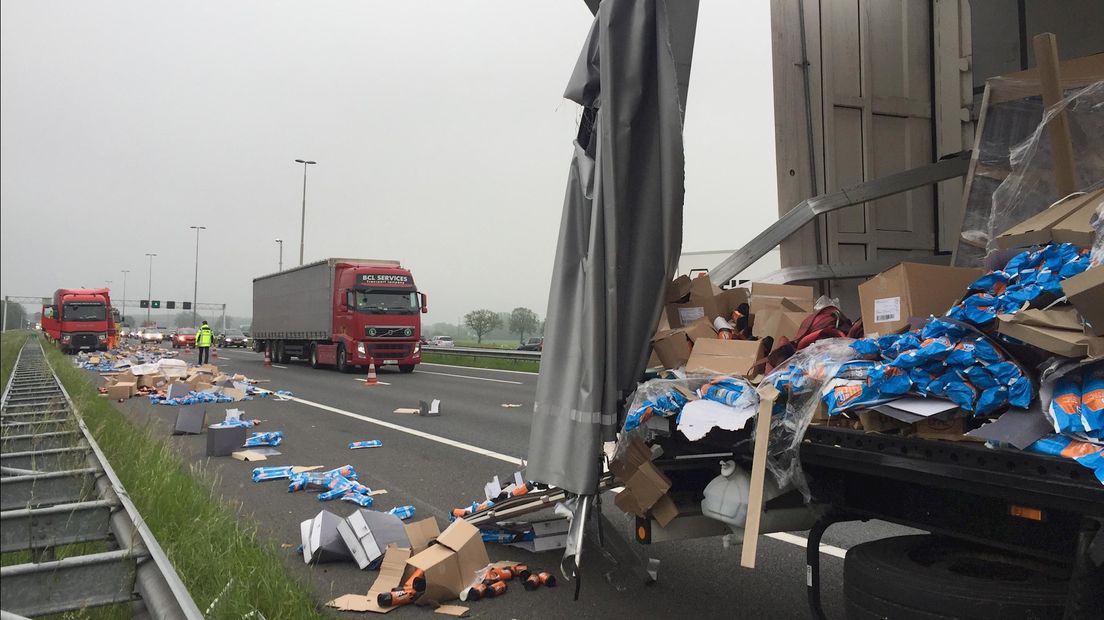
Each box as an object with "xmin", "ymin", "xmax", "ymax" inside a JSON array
[
  {"xmin": 121, "ymin": 270, "xmax": 129, "ymax": 325},
  {"xmin": 275, "ymin": 238, "xmax": 284, "ymax": 271},
  {"xmin": 294, "ymin": 159, "xmax": 317, "ymax": 266},
  {"xmin": 190, "ymin": 226, "xmax": 206, "ymax": 328},
  {"xmin": 145, "ymin": 253, "xmax": 157, "ymax": 325}
]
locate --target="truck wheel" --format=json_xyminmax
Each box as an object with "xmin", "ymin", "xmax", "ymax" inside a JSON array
[
  {"xmin": 398, "ymin": 364, "xmax": 415, "ymax": 374},
  {"xmin": 309, "ymin": 344, "xmax": 321, "ymax": 369},
  {"xmin": 336, "ymin": 346, "xmax": 349, "ymax": 373},
  {"xmin": 844, "ymin": 535, "xmax": 1068, "ymax": 619}
]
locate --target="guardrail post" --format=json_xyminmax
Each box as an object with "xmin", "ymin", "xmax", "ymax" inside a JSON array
[{"xmin": 3, "ymin": 296, "xmax": 9, "ymax": 333}]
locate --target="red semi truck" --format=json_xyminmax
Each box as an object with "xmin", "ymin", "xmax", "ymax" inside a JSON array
[
  {"xmin": 252, "ymin": 258, "xmax": 427, "ymax": 373},
  {"xmin": 43, "ymin": 288, "xmax": 114, "ymax": 353}
]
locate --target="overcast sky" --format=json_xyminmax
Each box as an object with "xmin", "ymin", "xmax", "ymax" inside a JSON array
[{"xmin": 1, "ymin": 1, "xmax": 777, "ymax": 324}]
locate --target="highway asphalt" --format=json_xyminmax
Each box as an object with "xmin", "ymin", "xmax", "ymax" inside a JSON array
[{"xmin": 95, "ymin": 344, "xmax": 920, "ymax": 619}]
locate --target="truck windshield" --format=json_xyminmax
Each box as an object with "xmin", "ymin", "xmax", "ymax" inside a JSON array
[
  {"xmin": 62, "ymin": 302, "xmax": 106, "ymax": 321},
  {"xmin": 353, "ymin": 290, "xmax": 419, "ymax": 314}
]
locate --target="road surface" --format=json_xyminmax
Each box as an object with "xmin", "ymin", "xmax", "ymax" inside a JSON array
[{"xmin": 97, "ymin": 344, "xmax": 920, "ymax": 618}]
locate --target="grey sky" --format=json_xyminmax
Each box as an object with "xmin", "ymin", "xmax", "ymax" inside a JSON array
[{"xmin": 1, "ymin": 1, "xmax": 776, "ymax": 324}]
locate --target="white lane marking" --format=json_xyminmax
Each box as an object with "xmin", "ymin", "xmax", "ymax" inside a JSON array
[
  {"xmin": 418, "ymin": 362, "xmax": 536, "ymax": 377},
  {"xmin": 271, "ymin": 364, "xmax": 288, "ymax": 369},
  {"xmin": 353, "ymin": 378, "xmax": 392, "ymax": 386},
  {"xmin": 765, "ymin": 532, "xmax": 848, "ymax": 559},
  {"xmin": 415, "ymin": 370, "xmax": 523, "ymax": 385},
  {"xmin": 215, "ymin": 355, "xmax": 232, "ymax": 360},
  {"xmin": 284, "ymin": 395, "xmax": 523, "ymax": 465}
]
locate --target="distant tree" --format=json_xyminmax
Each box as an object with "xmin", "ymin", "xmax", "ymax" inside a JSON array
[
  {"xmin": 464, "ymin": 309, "xmax": 501, "ymax": 344},
  {"xmin": 508, "ymin": 307, "xmax": 540, "ymax": 343},
  {"xmin": 2, "ymin": 301, "xmax": 27, "ymax": 330}
]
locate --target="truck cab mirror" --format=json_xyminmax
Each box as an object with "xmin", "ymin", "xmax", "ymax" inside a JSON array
[
  {"xmin": 419, "ymin": 293, "xmax": 428, "ymax": 314},
  {"xmin": 344, "ymin": 290, "xmax": 354, "ymax": 310},
  {"xmin": 44, "ymin": 306, "xmax": 56, "ymax": 319}
]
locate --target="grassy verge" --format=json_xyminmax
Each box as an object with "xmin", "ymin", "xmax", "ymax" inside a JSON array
[
  {"xmin": 42, "ymin": 339, "xmax": 327, "ymax": 620},
  {"xmin": 1, "ymin": 330, "xmax": 31, "ymax": 388},
  {"xmin": 422, "ymin": 351, "xmax": 539, "ymax": 373}
]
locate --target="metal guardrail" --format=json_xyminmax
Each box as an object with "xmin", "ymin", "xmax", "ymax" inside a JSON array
[
  {"xmin": 0, "ymin": 339, "xmax": 203, "ymax": 619},
  {"xmin": 422, "ymin": 345, "xmax": 542, "ymax": 361}
]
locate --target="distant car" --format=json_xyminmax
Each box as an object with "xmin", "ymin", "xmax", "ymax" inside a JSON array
[
  {"xmin": 518, "ymin": 337, "xmax": 544, "ymax": 351},
  {"xmin": 172, "ymin": 328, "xmax": 196, "ymax": 348},
  {"xmin": 430, "ymin": 336, "xmax": 455, "ymax": 348},
  {"xmin": 157, "ymin": 327, "xmax": 172, "ymax": 342},
  {"xmin": 140, "ymin": 327, "xmax": 164, "ymax": 344},
  {"xmin": 218, "ymin": 328, "xmax": 249, "ymax": 348}
]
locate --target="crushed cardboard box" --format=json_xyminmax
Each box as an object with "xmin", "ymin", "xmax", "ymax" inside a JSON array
[
  {"xmin": 651, "ymin": 317, "xmax": 716, "ymax": 369},
  {"xmin": 995, "ymin": 189, "xmax": 1103, "ymax": 248},
  {"xmin": 328, "ymin": 545, "xmax": 412, "ymax": 613},
  {"xmin": 997, "ymin": 308, "xmax": 1100, "ymax": 358},
  {"xmin": 748, "ymin": 283, "xmax": 815, "ymax": 333},
  {"xmin": 338, "ymin": 509, "xmax": 412, "ymax": 570},
  {"xmin": 407, "ymin": 518, "xmax": 490, "ymax": 602},
  {"xmin": 665, "ymin": 275, "xmax": 723, "ymax": 328},
  {"xmin": 1061, "ymin": 265, "xmax": 1104, "ymax": 336},
  {"xmin": 610, "ymin": 438, "xmax": 678, "ymax": 527}
]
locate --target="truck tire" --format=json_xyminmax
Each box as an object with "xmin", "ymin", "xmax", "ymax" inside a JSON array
[
  {"xmin": 275, "ymin": 341, "xmax": 290, "ymax": 364},
  {"xmin": 398, "ymin": 364, "xmax": 415, "ymax": 374},
  {"xmin": 336, "ymin": 345, "xmax": 350, "ymax": 373},
  {"xmin": 309, "ymin": 344, "xmax": 321, "ymax": 369},
  {"xmin": 844, "ymin": 535, "xmax": 1068, "ymax": 620}
]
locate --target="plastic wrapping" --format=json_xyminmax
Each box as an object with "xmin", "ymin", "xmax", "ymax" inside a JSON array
[
  {"xmin": 764, "ymin": 339, "xmax": 860, "ymax": 498},
  {"xmin": 1091, "ymin": 202, "xmax": 1104, "ymax": 266},
  {"xmin": 957, "ymin": 79, "xmax": 1104, "ymax": 266},
  {"xmin": 620, "ymin": 373, "xmax": 717, "ymax": 434}
]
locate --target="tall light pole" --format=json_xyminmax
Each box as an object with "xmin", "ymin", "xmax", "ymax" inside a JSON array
[
  {"xmin": 275, "ymin": 238, "xmax": 284, "ymax": 271},
  {"xmin": 294, "ymin": 158, "xmax": 317, "ymax": 266},
  {"xmin": 190, "ymin": 226, "xmax": 206, "ymax": 328},
  {"xmin": 145, "ymin": 253, "xmax": 157, "ymax": 325},
  {"xmin": 121, "ymin": 270, "xmax": 129, "ymax": 325}
]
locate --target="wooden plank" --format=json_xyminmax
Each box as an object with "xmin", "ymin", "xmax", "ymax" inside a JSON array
[
  {"xmin": 1032, "ymin": 33, "xmax": 1077, "ymax": 197},
  {"xmin": 741, "ymin": 382, "xmax": 780, "ymax": 569}
]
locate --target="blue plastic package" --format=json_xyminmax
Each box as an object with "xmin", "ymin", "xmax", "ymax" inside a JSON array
[
  {"xmin": 850, "ymin": 339, "xmax": 880, "ymax": 358},
  {"xmin": 945, "ymin": 378, "xmax": 979, "ymax": 410},
  {"xmin": 1049, "ymin": 373, "xmax": 1084, "ymax": 434},
  {"xmin": 870, "ymin": 364, "xmax": 911, "ymax": 395},
  {"xmin": 975, "ymin": 386, "xmax": 1008, "ymax": 416},
  {"xmin": 1082, "ymin": 366, "xmax": 1103, "ymax": 434},
  {"xmin": 973, "ymin": 338, "xmax": 1003, "ymax": 364},
  {"xmin": 700, "ymin": 376, "xmax": 751, "ymax": 407},
  {"xmin": 963, "ymin": 365, "xmax": 998, "ymax": 389}
]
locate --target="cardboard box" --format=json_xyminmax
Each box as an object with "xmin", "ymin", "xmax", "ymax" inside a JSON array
[
  {"xmin": 173, "ymin": 408, "xmax": 206, "ymax": 435},
  {"xmin": 858, "ymin": 263, "xmax": 985, "ymax": 335},
  {"xmin": 301, "ymin": 510, "xmax": 354, "ymax": 564},
  {"xmin": 995, "ymin": 189, "xmax": 1103, "ymax": 249},
  {"xmin": 650, "ymin": 318, "xmax": 717, "ymax": 369},
  {"xmin": 665, "ymin": 275, "xmax": 723, "ymax": 328},
  {"xmin": 404, "ymin": 517, "xmax": 441, "ymax": 555},
  {"xmin": 686, "ymin": 338, "xmax": 766, "ymax": 378},
  {"xmin": 407, "ymin": 519, "xmax": 489, "ymax": 601},
  {"xmin": 753, "ymin": 310, "xmax": 808, "ymax": 343},
  {"xmin": 106, "ymin": 382, "xmax": 136, "ymax": 400},
  {"xmin": 1062, "ymin": 265, "xmax": 1104, "ymax": 336},
  {"xmin": 610, "ymin": 438, "xmax": 677, "ymax": 526},
  {"xmin": 912, "ymin": 416, "xmax": 974, "ymax": 442},
  {"xmin": 206, "ymin": 424, "xmax": 247, "ymax": 457},
  {"xmin": 748, "ymin": 282, "xmax": 815, "ymax": 318}
]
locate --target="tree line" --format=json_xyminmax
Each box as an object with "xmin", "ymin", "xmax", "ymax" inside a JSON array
[{"xmin": 425, "ymin": 307, "xmax": 544, "ymax": 344}]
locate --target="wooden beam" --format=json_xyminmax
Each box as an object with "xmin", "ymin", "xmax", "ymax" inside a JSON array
[{"xmin": 1032, "ymin": 33, "xmax": 1078, "ymax": 197}]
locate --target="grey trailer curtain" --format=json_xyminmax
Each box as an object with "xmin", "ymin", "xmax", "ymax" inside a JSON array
[{"xmin": 526, "ymin": 0, "xmax": 697, "ymax": 495}]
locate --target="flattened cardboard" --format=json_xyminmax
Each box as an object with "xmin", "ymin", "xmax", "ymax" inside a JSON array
[
  {"xmin": 912, "ymin": 416, "xmax": 975, "ymax": 441},
  {"xmin": 231, "ymin": 450, "xmax": 267, "ymax": 461},
  {"xmin": 327, "ymin": 545, "xmax": 412, "ymax": 613},
  {"xmin": 686, "ymin": 338, "xmax": 766, "ymax": 378},
  {"xmin": 650, "ymin": 494, "xmax": 679, "ymax": 527},
  {"xmin": 1062, "ymin": 265, "xmax": 1104, "ymax": 336},
  {"xmin": 1050, "ymin": 190, "xmax": 1103, "ymax": 247},
  {"xmin": 997, "ymin": 313, "xmax": 1091, "ymax": 357},
  {"xmin": 166, "ymin": 382, "xmax": 191, "ymax": 400},
  {"xmin": 434, "ymin": 606, "xmax": 470, "ymax": 617},
  {"xmin": 858, "ymin": 263, "xmax": 984, "ymax": 335},
  {"xmin": 753, "ymin": 310, "xmax": 807, "ymax": 342},
  {"xmin": 1006, "ymin": 307, "xmax": 1084, "ymax": 331},
  {"xmin": 995, "ymin": 189, "xmax": 1103, "ymax": 248},
  {"xmin": 221, "ymin": 387, "xmax": 246, "ymax": 401}
]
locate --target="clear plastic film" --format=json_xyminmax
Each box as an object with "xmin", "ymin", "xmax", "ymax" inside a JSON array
[
  {"xmin": 619, "ymin": 372, "xmax": 718, "ymax": 435},
  {"xmin": 1091, "ymin": 201, "xmax": 1104, "ymax": 266},
  {"xmin": 760, "ymin": 339, "xmax": 860, "ymax": 499},
  {"xmin": 958, "ymin": 79, "xmax": 1104, "ymax": 265}
]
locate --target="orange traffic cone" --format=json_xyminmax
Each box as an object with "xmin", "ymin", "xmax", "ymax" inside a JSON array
[
  {"xmin": 365, "ymin": 359, "xmax": 379, "ymax": 386},
  {"xmin": 212, "ymin": 347, "xmax": 218, "ymax": 359},
  {"xmin": 263, "ymin": 345, "xmax": 272, "ymax": 368}
]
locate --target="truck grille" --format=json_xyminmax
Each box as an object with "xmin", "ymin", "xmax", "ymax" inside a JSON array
[
  {"xmin": 70, "ymin": 333, "xmax": 99, "ymax": 350},
  {"xmin": 368, "ymin": 343, "xmax": 414, "ymax": 359},
  {"xmin": 364, "ymin": 326, "xmax": 415, "ymax": 339}
]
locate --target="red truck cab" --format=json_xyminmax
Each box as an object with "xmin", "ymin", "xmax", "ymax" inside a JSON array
[
  {"xmin": 49, "ymin": 288, "xmax": 113, "ymax": 353},
  {"xmin": 330, "ymin": 262, "xmax": 426, "ymax": 371}
]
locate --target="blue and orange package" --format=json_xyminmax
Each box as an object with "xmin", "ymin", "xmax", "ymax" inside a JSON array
[
  {"xmin": 1080, "ymin": 365, "xmax": 1103, "ymax": 435},
  {"xmin": 967, "ymin": 271, "xmax": 1011, "ymax": 295},
  {"xmin": 1026, "ymin": 434, "xmax": 1104, "ymax": 484},
  {"xmin": 973, "ymin": 337, "xmax": 1003, "ymax": 364},
  {"xmin": 869, "ymin": 364, "xmax": 911, "ymax": 395},
  {"xmin": 944, "ymin": 377, "xmax": 979, "ymax": 411},
  {"xmin": 975, "ymin": 386, "xmax": 1008, "ymax": 416},
  {"xmin": 823, "ymin": 361, "xmax": 894, "ymax": 415},
  {"xmin": 1049, "ymin": 373, "xmax": 1084, "ymax": 434}
]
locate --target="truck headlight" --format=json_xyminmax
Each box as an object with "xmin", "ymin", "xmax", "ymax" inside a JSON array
[
  {"xmin": 357, "ymin": 343, "xmax": 366, "ymax": 356},
  {"xmin": 413, "ymin": 344, "xmax": 420, "ymax": 355},
  {"xmin": 98, "ymin": 334, "xmax": 107, "ymax": 341}
]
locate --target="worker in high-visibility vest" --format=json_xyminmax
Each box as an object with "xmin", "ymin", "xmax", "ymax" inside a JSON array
[{"xmin": 196, "ymin": 320, "xmax": 214, "ymax": 364}]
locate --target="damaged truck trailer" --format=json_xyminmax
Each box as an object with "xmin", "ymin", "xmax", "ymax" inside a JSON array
[{"xmin": 251, "ymin": 258, "xmax": 427, "ymax": 373}]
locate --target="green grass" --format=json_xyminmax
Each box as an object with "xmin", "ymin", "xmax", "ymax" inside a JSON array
[
  {"xmin": 453, "ymin": 339, "xmax": 524, "ymax": 350},
  {"xmin": 2, "ymin": 330, "xmax": 31, "ymax": 389},
  {"xmin": 422, "ymin": 351, "xmax": 539, "ymax": 373},
  {"xmin": 41, "ymin": 338, "xmax": 327, "ymax": 620}
]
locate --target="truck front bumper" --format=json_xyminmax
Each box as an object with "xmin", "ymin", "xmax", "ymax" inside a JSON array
[{"xmin": 350, "ymin": 341, "xmax": 421, "ymax": 366}]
